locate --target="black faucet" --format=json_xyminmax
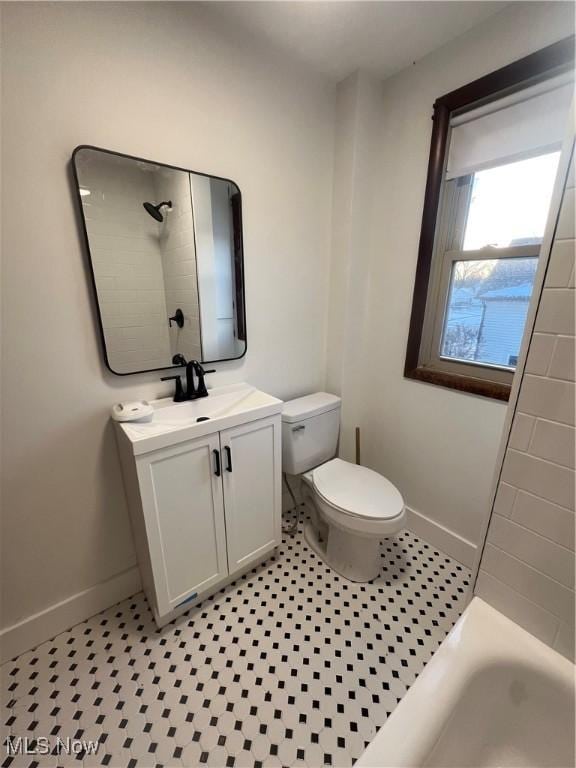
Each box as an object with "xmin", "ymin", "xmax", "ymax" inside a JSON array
[
  {"xmin": 191, "ymin": 361, "xmax": 215, "ymax": 398},
  {"xmin": 172, "ymin": 353, "xmax": 187, "ymax": 367},
  {"xmin": 159, "ymin": 374, "xmax": 186, "ymax": 402},
  {"xmin": 161, "ymin": 354, "xmax": 215, "ymax": 402},
  {"xmin": 185, "ymin": 359, "xmax": 197, "ymax": 400}
]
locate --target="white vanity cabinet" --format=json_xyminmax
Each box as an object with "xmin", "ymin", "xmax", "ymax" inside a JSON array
[
  {"xmin": 220, "ymin": 418, "xmax": 280, "ymax": 573},
  {"xmin": 115, "ymin": 385, "xmax": 283, "ymax": 625},
  {"xmin": 134, "ymin": 432, "xmax": 229, "ymax": 618}
]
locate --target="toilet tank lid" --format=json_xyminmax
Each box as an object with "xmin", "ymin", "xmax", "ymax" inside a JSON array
[{"xmin": 282, "ymin": 392, "xmax": 341, "ymax": 423}]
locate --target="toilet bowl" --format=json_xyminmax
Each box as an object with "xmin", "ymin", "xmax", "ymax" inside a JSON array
[
  {"xmin": 282, "ymin": 393, "xmax": 406, "ymax": 583},
  {"xmin": 302, "ymin": 458, "xmax": 406, "ymax": 582}
]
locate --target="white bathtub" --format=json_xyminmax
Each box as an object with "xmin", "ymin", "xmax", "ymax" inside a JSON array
[{"xmin": 357, "ymin": 597, "xmax": 575, "ymax": 768}]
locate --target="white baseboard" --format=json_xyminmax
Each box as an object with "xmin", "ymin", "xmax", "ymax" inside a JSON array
[
  {"xmin": 405, "ymin": 506, "xmax": 476, "ymax": 568},
  {"xmin": 0, "ymin": 566, "xmax": 142, "ymax": 664}
]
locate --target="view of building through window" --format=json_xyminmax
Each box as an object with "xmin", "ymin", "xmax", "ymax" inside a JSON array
[
  {"xmin": 441, "ymin": 256, "xmax": 538, "ymax": 367},
  {"xmin": 440, "ymin": 152, "xmax": 559, "ymax": 368}
]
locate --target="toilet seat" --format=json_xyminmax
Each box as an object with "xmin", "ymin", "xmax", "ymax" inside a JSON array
[
  {"xmin": 302, "ymin": 458, "xmax": 406, "ymax": 582},
  {"xmin": 303, "ymin": 459, "xmax": 406, "ymax": 582},
  {"xmin": 312, "ymin": 458, "xmax": 404, "ymax": 521}
]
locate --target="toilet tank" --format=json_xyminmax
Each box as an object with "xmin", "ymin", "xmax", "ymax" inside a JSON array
[{"xmin": 282, "ymin": 392, "xmax": 341, "ymax": 475}]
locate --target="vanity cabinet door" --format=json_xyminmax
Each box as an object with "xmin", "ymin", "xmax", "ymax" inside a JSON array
[
  {"xmin": 219, "ymin": 415, "xmax": 282, "ymax": 574},
  {"xmin": 136, "ymin": 433, "xmax": 228, "ymax": 617}
]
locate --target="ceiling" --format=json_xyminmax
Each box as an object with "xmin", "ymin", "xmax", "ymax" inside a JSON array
[{"xmin": 201, "ymin": 1, "xmax": 509, "ymax": 82}]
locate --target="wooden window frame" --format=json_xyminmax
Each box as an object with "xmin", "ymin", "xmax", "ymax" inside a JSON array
[{"xmin": 404, "ymin": 36, "xmax": 575, "ymax": 401}]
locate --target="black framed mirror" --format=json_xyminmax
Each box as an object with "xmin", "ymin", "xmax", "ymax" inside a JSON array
[{"xmin": 72, "ymin": 146, "xmax": 247, "ymax": 375}]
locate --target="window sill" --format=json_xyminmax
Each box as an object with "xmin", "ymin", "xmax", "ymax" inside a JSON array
[{"xmin": 405, "ymin": 366, "xmax": 511, "ymax": 401}]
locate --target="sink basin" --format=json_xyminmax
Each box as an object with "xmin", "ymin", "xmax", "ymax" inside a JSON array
[
  {"xmin": 116, "ymin": 383, "xmax": 284, "ymax": 455},
  {"xmin": 153, "ymin": 387, "xmax": 273, "ymax": 425}
]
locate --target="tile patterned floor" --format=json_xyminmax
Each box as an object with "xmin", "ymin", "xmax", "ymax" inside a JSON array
[{"xmin": 1, "ymin": 510, "xmax": 470, "ymax": 768}]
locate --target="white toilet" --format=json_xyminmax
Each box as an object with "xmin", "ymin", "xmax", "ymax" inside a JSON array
[{"xmin": 282, "ymin": 392, "xmax": 406, "ymax": 583}]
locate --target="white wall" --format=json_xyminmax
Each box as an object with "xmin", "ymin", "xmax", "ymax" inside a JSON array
[
  {"xmin": 325, "ymin": 71, "xmax": 382, "ymax": 464},
  {"xmin": 328, "ymin": 2, "xmax": 574, "ymax": 565},
  {"xmin": 0, "ymin": 2, "xmax": 333, "ymax": 639}
]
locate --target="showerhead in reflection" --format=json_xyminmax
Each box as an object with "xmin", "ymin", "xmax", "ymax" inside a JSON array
[{"xmin": 143, "ymin": 200, "xmax": 172, "ymax": 222}]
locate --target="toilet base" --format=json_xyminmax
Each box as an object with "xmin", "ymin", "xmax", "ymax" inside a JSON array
[{"xmin": 304, "ymin": 517, "xmax": 381, "ymax": 583}]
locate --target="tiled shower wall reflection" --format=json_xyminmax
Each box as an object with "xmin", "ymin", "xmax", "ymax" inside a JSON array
[
  {"xmin": 85, "ymin": 155, "xmax": 171, "ymax": 372},
  {"xmin": 155, "ymin": 171, "xmax": 202, "ymax": 362},
  {"xmin": 475, "ymin": 148, "xmax": 575, "ymax": 660}
]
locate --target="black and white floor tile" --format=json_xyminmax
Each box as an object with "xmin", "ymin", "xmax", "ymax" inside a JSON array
[{"xmin": 1, "ymin": 510, "xmax": 470, "ymax": 768}]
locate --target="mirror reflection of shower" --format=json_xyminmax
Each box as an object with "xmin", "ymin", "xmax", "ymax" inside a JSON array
[
  {"xmin": 73, "ymin": 146, "xmax": 247, "ymax": 374},
  {"xmin": 143, "ymin": 200, "xmax": 172, "ymax": 222}
]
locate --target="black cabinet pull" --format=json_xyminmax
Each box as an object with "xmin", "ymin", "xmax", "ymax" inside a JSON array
[
  {"xmin": 224, "ymin": 446, "xmax": 233, "ymax": 472},
  {"xmin": 213, "ymin": 449, "xmax": 221, "ymax": 477}
]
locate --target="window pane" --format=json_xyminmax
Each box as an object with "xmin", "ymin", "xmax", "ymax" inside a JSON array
[
  {"xmin": 440, "ymin": 257, "xmax": 538, "ymax": 368},
  {"xmin": 463, "ymin": 153, "xmax": 560, "ymax": 250}
]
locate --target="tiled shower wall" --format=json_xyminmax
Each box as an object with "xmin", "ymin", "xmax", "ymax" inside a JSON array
[
  {"xmin": 155, "ymin": 170, "xmax": 203, "ymax": 361},
  {"xmin": 85, "ymin": 155, "xmax": 172, "ymax": 372},
  {"xmin": 475, "ymin": 147, "xmax": 575, "ymax": 660}
]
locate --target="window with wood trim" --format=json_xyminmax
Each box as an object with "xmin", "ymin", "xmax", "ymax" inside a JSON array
[{"xmin": 405, "ymin": 38, "xmax": 574, "ymax": 401}]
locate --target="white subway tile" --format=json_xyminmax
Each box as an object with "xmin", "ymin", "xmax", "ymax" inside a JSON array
[
  {"xmin": 123, "ymin": 349, "xmax": 170, "ymax": 365},
  {"xmin": 548, "ymin": 336, "xmax": 575, "ymax": 382},
  {"xmin": 164, "ymin": 259, "xmax": 198, "ymax": 277},
  {"xmin": 482, "ymin": 544, "xmax": 574, "ymax": 622},
  {"xmin": 529, "ymin": 419, "xmax": 575, "ymax": 469},
  {"xmin": 493, "ymin": 482, "xmax": 517, "ymax": 518},
  {"xmin": 91, "ymin": 259, "xmax": 126, "ymax": 278},
  {"xmin": 535, "ymin": 288, "xmax": 575, "ymax": 336},
  {"xmin": 476, "ymin": 146, "xmax": 576, "ymax": 655},
  {"xmin": 171, "ymin": 290, "xmax": 201, "ymax": 305},
  {"xmin": 94, "ymin": 276, "xmax": 115, "ymax": 291},
  {"xmin": 102, "ymin": 327, "xmax": 123, "ymax": 346},
  {"xmin": 545, "ymin": 240, "xmax": 575, "ymax": 288},
  {"xmin": 91, "ymin": 233, "xmax": 157, "ymax": 255},
  {"xmin": 556, "ymin": 187, "xmax": 575, "ymax": 240},
  {"xmin": 170, "ymin": 243, "xmax": 198, "ymax": 262},
  {"xmin": 115, "ymin": 269, "xmax": 157, "ymax": 291},
  {"xmin": 166, "ymin": 287, "xmax": 199, "ymax": 304},
  {"xmin": 488, "ymin": 515, "xmax": 575, "ymax": 588},
  {"xmin": 163, "ymin": 231, "xmax": 197, "ymax": 252},
  {"xmin": 509, "ymin": 412, "xmax": 535, "ymax": 451},
  {"xmin": 99, "ymin": 289, "xmax": 143, "ymax": 304},
  {"xmin": 525, "ymin": 333, "xmax": 555, "ymax": 376},
  {"xmin": 502, "ymin": 449, "xmax": 574, "ymax": 510},
  {"xmin": 554, "ymin": 620, "xmax": 575, "ymax": 661},
  {"xmin": 475, "ymin": 571, "xmax": 559, "ymax": 646},
  {"xmin": 517, "ymin": 375, "xmax": 575, "ymax": 426},
  {"xmin": 175, "ymin": 276, "xmax": 200, "ymax": 292},
  {"xmin": 132, "ymin": 275, "xmax": 160, "ymax": 290},
  {"xmin": 566, "ymin": 156, "xmax": 575, "ymax": 190},
  {"xmin": 510, "ymin": 491, "xmax": 575, "ymax": 550}
]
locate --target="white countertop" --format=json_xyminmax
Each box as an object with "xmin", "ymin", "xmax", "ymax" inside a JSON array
[{"xmin": 116, "ymin": 383, "xmax": 283, "ymax": 455}]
